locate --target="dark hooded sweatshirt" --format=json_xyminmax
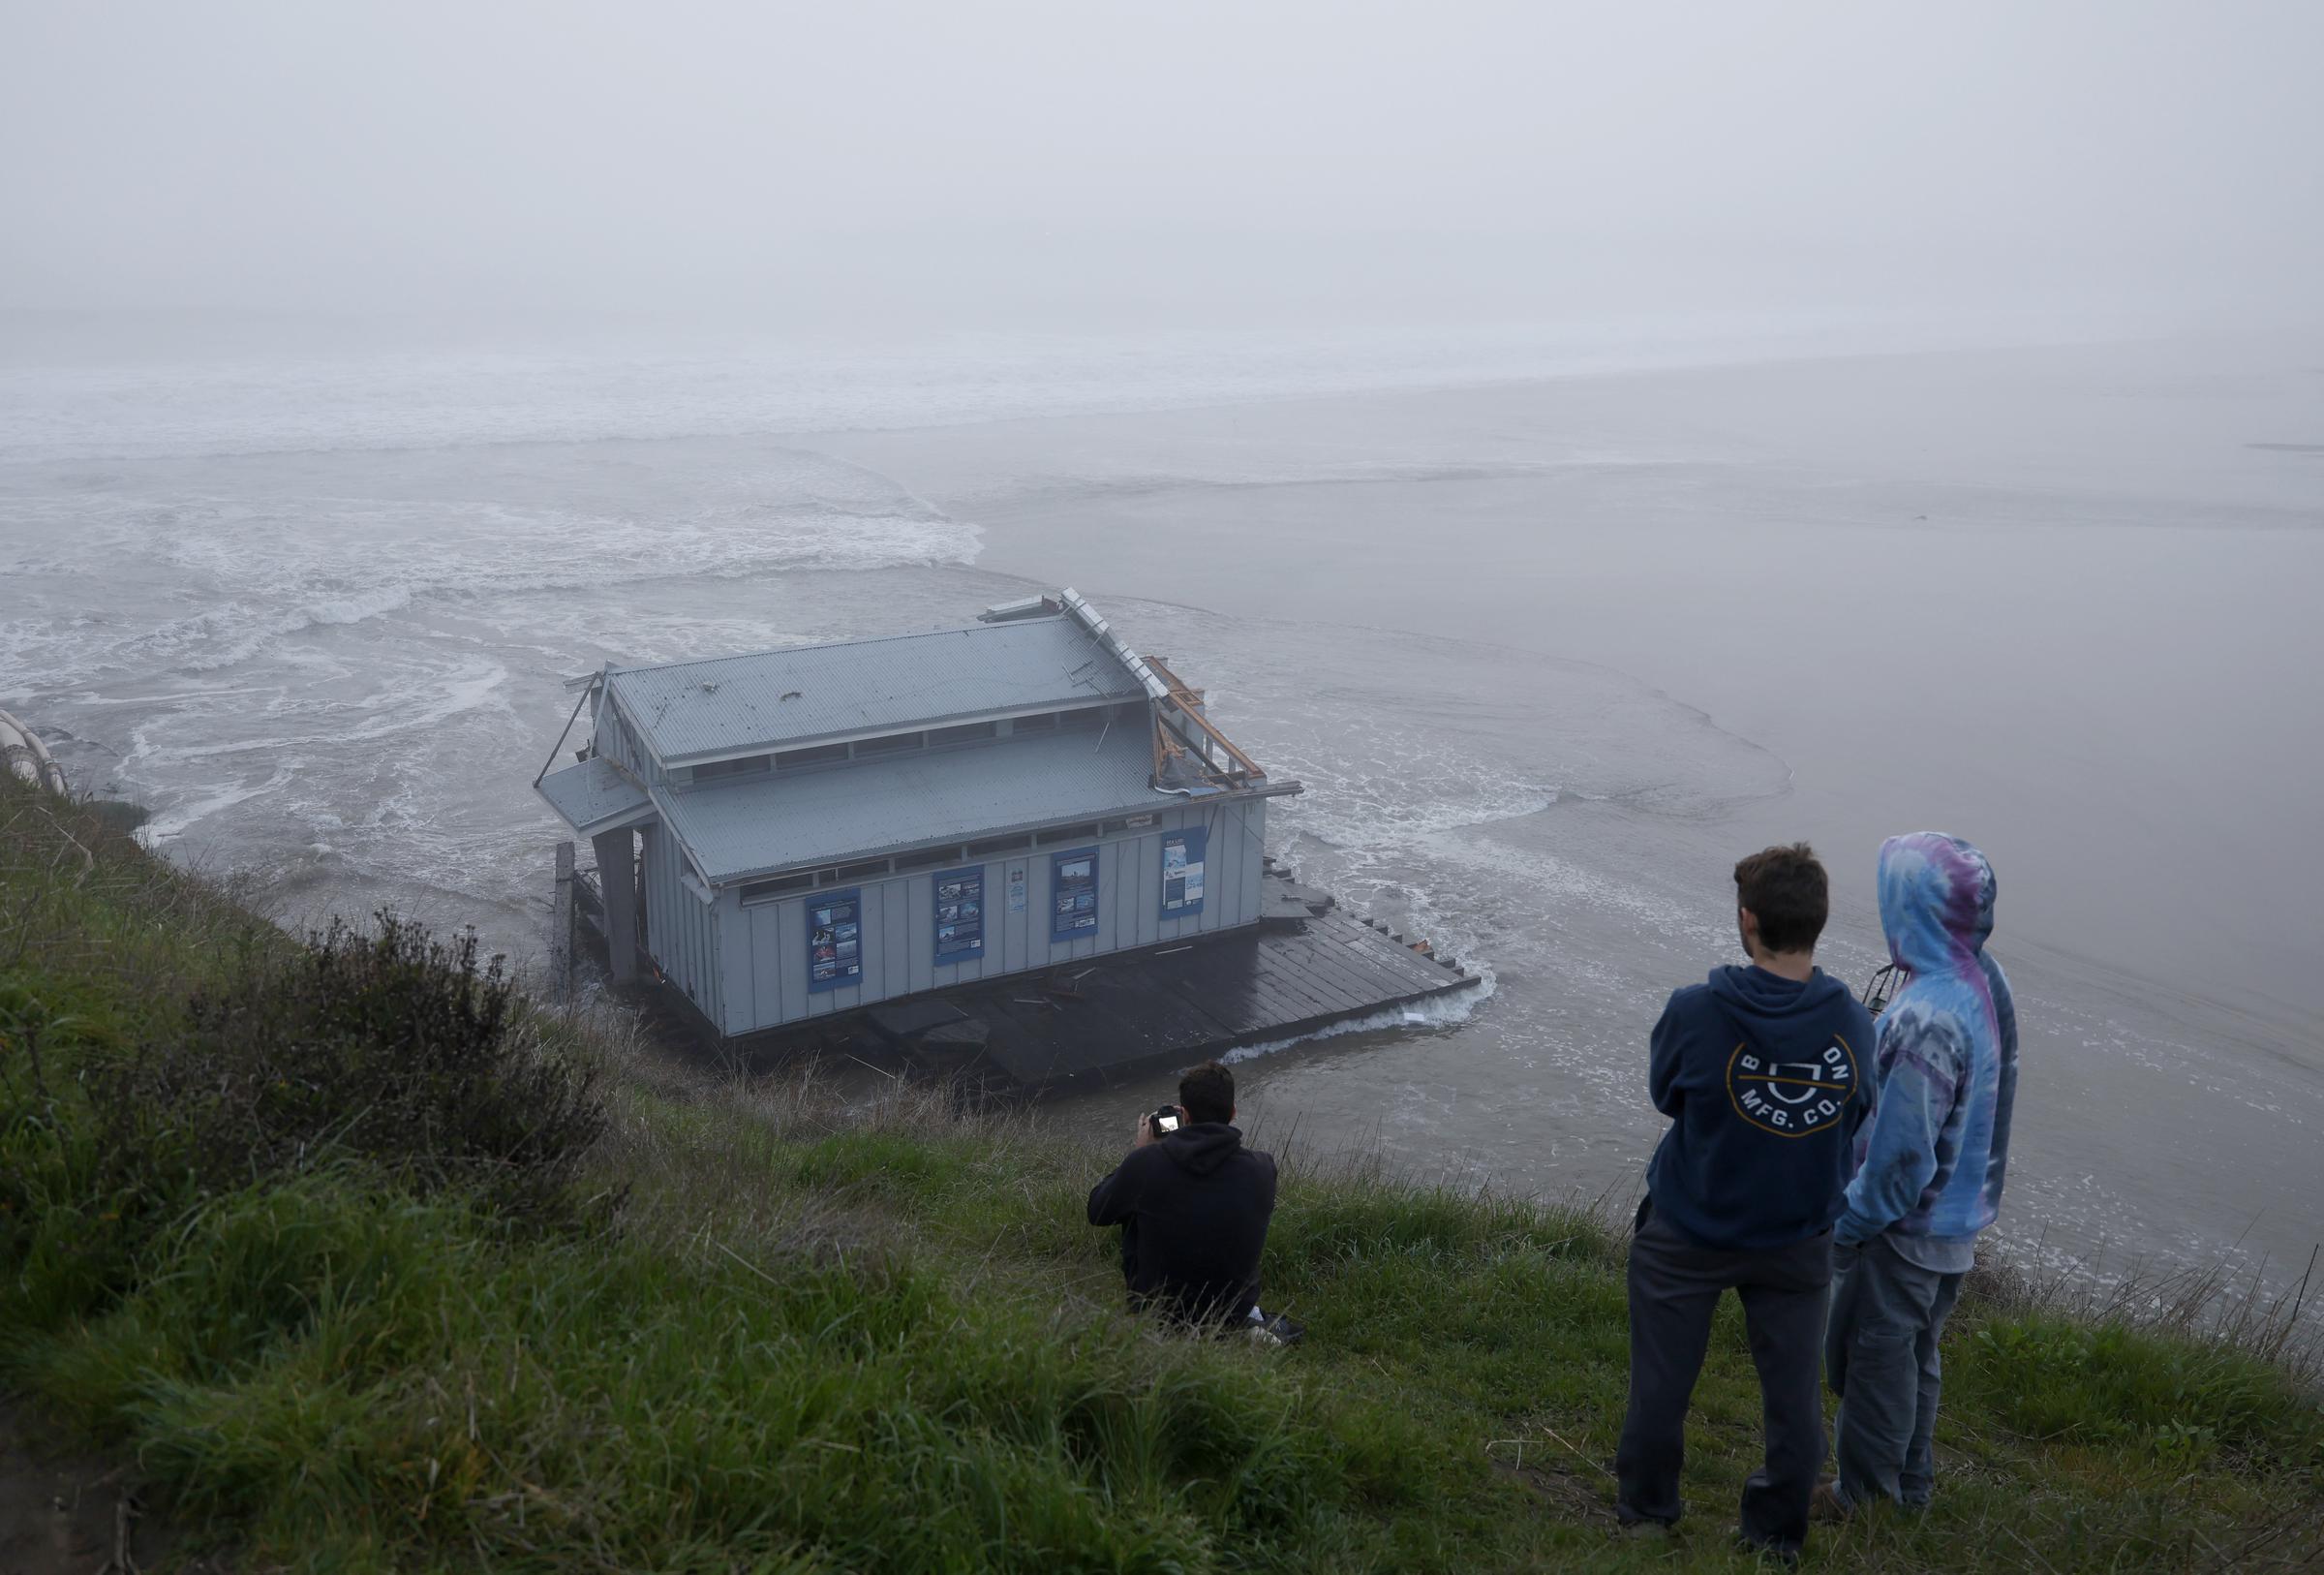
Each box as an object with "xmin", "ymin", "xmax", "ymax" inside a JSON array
[
  {"xmin": 1086, "ymin": 1122, "xmax": 1278, "ymax": 1323},
  {"xmin": 1645, "ymin": 965, "xmax": 1878, "ymax": 1252}
]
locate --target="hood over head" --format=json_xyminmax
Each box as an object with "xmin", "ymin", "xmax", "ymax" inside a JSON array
[
  {"xmin": 1878, "ymin": 832, "xmax": 1996, "ymax": 976},
  {"xmin": 1159, "ymin": 1121, "xmax": 1244, "ymax": 1176}
]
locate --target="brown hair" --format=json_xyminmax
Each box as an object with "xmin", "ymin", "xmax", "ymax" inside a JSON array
[
  {"xmin": 1177, "ymin": 1060, "xmax": 1236, "ymax": 1125},
  {"xmin": 1733, "ymin": 843, "xmax": 1829, "ymax": 955}
]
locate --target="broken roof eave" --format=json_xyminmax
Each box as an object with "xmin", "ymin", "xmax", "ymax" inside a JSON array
[
  {"xmin": 669, "ymin": 775, "xmax": 1304, "ymax": 892},
  {"xmin": 535, "ymin": 756, "xmax": 658, "ymax": 839}
]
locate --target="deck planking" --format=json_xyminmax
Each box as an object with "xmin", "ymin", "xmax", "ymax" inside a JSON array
[{"xmin": 925, "ymin": 905, "xmax": 1481, "ymax": 1092}]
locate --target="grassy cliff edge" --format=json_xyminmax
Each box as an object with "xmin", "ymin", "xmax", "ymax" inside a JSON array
[{"xmin": 1, "ymin": 775, "xmax": 2317, "ymax": 1572}]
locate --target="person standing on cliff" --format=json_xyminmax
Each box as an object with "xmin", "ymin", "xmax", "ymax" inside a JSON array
[
  {"xmin": 1818, "ymin": 833, "xmax": 2018, "ymax": 1518},
  {"xmin": 1616, "ymin": 844, "xmax": 1877, "ymax": 1561}
]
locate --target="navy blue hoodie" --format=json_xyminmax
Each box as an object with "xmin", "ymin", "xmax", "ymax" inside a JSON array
[{"xmin": 1645, "ymin": 966, "xmax": 1878, "ymax": 1251}]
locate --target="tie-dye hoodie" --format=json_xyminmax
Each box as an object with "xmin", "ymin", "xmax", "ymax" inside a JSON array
[{"xmin": 1835, "ymin": 833, "xmax": 2019, "ymax": 1267}]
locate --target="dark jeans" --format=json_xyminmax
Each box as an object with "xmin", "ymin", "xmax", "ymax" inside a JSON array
[
  {"xmin": 1116, "ymin": 1220, "xmax": 1258, "ymax": 1326},
  {"xmin": 1616, "ymin": 1201, "xmax": 1833, "ymax": 1556},
  {"xmin": 1824, "ymin": 1236, "xmax": 1965, "ymax": 1508}
]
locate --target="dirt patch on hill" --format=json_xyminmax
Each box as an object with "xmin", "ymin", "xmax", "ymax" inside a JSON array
[{"xmin": 0, "ymin": 1399, "xmax": 227, "ymax": 1574}]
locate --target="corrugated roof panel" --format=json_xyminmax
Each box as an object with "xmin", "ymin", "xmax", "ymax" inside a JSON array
[
  {"xmin": 657, "ymin": 725, "xmax": 1173, "ymax": 883},
  {"xmin": 535, "ymin": 757, "xmax": 655, "ymax": 835},
  {"xmin": 606, "ymin": 615, "xmax": 1144, "ymax": 764}
]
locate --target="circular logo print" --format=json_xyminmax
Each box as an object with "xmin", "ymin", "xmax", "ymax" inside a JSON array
[{"xmin": 1726, "ymin": 1035, "xmax": 1859, "ymax": 1137}]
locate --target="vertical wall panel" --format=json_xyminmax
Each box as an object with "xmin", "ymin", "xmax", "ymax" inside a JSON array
[
  {"xmin": 643, "ymin": 825, "xmax": 667, "ymax": 986},
  {"xmin": 1134, "ymin": 826, "xmax": 1162, "ymax": 952},
  {"xmin": 1241, "ymin": 800, "xmax": 1267, "ymax": 926},
  {"xmin": 1112, "ymin": 841, "xmax": 1136, "ymax": 947},
  {"xmin": 780, "ymin": 902, "xmax": 807, "ymax": 1025},
  {"xmin": 716, "ymin": 891, "xmax": 749, "ymax": 1034},
  {"xmin": 1003, "ymin": 855, "xmax": 1030, "ymax": 972},
  {"xmin": 747, "ymin": 904, "xmax": 779, "ymax": 1030},
  {"xmin": 881, "ymin": 881, "xmax": 911, "ymax": 998},
  {"xmin": 906, "ymin": 873, "xmax": 932, "ymax": 986},
  {"xmin": 1151, "ymin": 817, "xmax": 1180, "ymax": 945},
  {"xmin": 841, "ymin": 886, "xmax": 869, "ymax": 1015},
  {"xmin": 1182, "ymin": 807, "xmax": 1212, "ymax": 937},
  {"xmin": 1208, "ymin": 806, "xmax": 1234, "ymax": 937}
]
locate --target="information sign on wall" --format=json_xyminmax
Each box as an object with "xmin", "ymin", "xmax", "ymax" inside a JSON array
[
  {"xmin": 1161, "ymin": 825, "xmax": 1208, "ymax": 918},
  {"xmin": 933, "ymin": 866, "xmax": 985, "ymax": 964},
  {"xmin": 807, "ymin": 888, "xmax": 863, "ymax": 994},
  {"xmin": 1051, "ymin": 847, "xmax": 1099, "ymax": 942}
]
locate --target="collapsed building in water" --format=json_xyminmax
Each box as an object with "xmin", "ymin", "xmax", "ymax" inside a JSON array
[{"xmin": 535, "ymin": 590, "xmax": 1474, "ymax": 1088}]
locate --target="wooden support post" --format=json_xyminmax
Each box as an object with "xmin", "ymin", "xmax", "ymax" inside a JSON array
[{"xmin": 552, "ymin": 841, "xmax": 575, "ymax": 1000}]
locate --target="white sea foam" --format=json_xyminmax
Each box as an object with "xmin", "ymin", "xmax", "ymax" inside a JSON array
[
  {"xmin": 0, "ymin": 445, "xmax": 982, "ymax": 694},
  {"xmin": 1222, "ymin": 971, "xmax": 1499, "ymax": 1067},
  {"xmin": 138, "ymin": 760, "xmax": 297, "ymax": 846}
]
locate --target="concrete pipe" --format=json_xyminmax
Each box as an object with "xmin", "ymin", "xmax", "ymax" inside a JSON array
[{"xmin": 0, "ymin": 707, "xmax": 68, "ymax": 795}]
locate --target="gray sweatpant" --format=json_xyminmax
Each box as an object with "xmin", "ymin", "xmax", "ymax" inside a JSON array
[
  {"xmin": 1615, "ymin": 1202, "xmax": 1833, "ymax": 1556},
  {"xmin": 1823, "ymin": 1235, "xmax": 1966, "ymax": 1508}
]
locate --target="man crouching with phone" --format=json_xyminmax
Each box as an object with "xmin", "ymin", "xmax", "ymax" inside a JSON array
[{"xmin": 1086, "ymin": 1060, "xmax": 1279, "ymax": 1327}]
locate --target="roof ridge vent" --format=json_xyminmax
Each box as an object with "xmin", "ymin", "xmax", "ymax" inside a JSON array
[{"xmin": 978, "ymin": 594, "xmax": 1062, "ymax": 624}]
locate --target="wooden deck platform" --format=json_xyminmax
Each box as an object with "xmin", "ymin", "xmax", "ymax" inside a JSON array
[
  {"xmin": 574, "ymin": 862, "xmax": 1481, "ymax": 1093},
  {"xmin": 863, "ymin": 902, "xmax": 1479, "ymax": 1093}
]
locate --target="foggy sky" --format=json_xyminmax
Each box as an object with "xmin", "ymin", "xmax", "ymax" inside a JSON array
[{"xmin": 4, "ymin": 1, "xmax": 2319, "ymax": 324}]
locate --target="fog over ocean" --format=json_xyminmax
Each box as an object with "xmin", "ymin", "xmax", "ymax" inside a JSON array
[{"xmin": 3, "ymin": 314, "xmax": 2319, "ymax": 1317}]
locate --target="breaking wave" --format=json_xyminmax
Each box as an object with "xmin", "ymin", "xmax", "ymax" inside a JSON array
[{"xmin": 0, "ymin": 442, "xmax": 979, "ymax": 692}]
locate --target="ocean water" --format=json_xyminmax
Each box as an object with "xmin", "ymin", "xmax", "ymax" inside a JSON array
[{"xmin": 3, "ymin": 314, "xmax": 2318, "ymax": 1312}]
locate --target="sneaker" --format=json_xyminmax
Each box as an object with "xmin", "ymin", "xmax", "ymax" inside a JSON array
[
  {"xmin": 1808, "ymin": 1478, "xmax": 1851, "ymax": 1524},
  {"xmin": 1259, "ymin": 1312, "xmax": 1305, "ymax": 1346}
]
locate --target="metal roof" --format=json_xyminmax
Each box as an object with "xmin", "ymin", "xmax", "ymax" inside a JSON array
[
  {"xmin": 605, "ymin": 614, "xmax": 1145, "ymax": 765},
  {"xmin": 657, "ymin": 724, "xmax": 1189, "ymax": 884},
  {"xmin": 535, "ymin": 757, "xmax": 655, "ymax": 836}
]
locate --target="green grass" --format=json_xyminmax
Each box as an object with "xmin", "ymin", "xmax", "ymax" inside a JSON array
[{"xmin": 2, "ymin": 774, "xmax": 2319, "ymax": 1571}]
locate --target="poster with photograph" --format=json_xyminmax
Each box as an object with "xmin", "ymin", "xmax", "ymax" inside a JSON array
[
  {"xmin": 933, "ymin": 866, "xmax": 985, "ymax": 963},
  {"xmin": 1161, "ymin": 826, "xmax": 1208, "ymax": 917},
  {"xmin": 1051, "ymin": 848, "xmax": 1099, "ymax": 941},
  {"xmin": 807, "ymin": 888, "xmax": 863, "ymax": 993}
]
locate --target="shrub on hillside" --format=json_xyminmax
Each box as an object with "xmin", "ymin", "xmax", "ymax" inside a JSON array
[{"xmin": 98, "ymin": 913, "xmax": 607, "ymax": 1227}]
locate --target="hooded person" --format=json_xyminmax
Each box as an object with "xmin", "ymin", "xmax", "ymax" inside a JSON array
[
  {"xmin": 1819, "ymin": 832, "xmax": 2018, "ymax": 1518},
  {"xmin": 1615, "ymin": 844, "xmax": 1877, "ymax": 1561},
  {"xmin": 1086, "ymin": 1059, "xmax": 1278, "ymax": 1326}
]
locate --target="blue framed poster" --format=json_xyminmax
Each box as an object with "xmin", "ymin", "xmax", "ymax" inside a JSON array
[
  {"xmin": 1161, "ymin": 825, "xmax": 1208, "ymax": 918},
  {"xmin": 807, "ymin": 887, "xmax": 863, "ymax": 994},
  {"xmin": 933, "ymin": 866, "xmax": 985, "ymax": 964},
  {"xmin": 1051, "ymin": 847, "xmax": 1099, "ymax": 942}
]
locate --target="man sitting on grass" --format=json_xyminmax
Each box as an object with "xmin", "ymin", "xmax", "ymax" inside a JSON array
[{"xmin": 1086, "ymin": 1059, "xmax": 1280, "ymax": 1329}]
